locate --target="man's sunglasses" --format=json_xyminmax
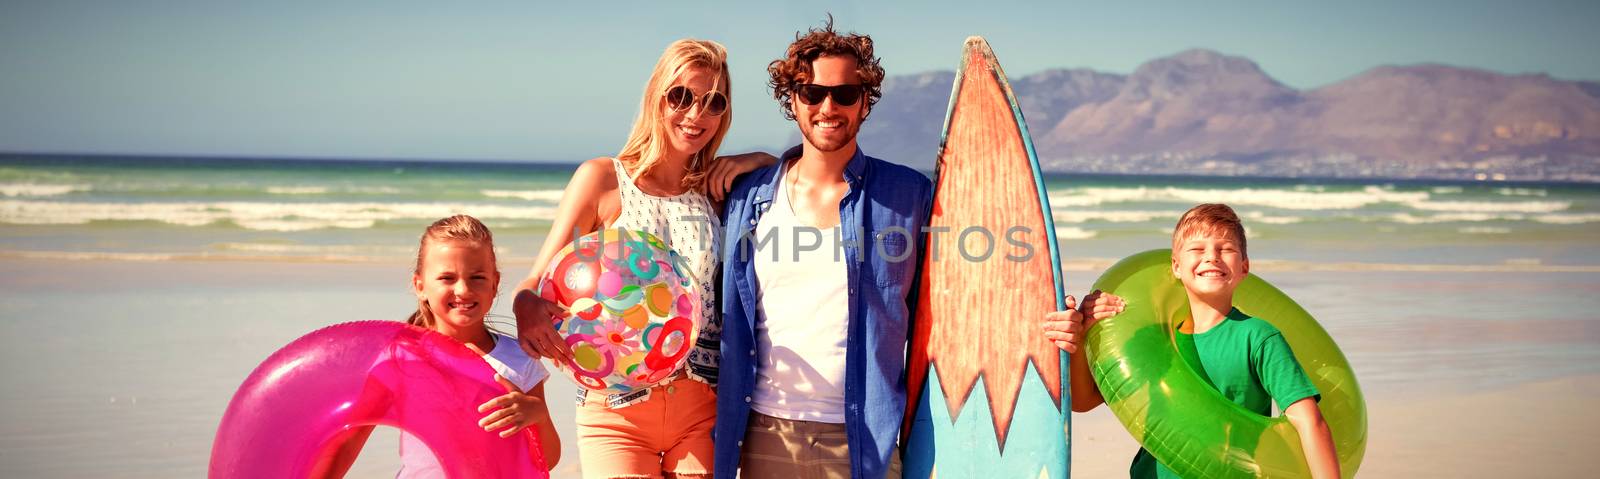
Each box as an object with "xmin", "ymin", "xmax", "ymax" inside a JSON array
[
  {"xmin": 664, "ymin": 85, "xmax": 728, "ymax": 117},
  {"xmin": 794, "ymin": 83, "xmax": 864, "ymax": 106}
]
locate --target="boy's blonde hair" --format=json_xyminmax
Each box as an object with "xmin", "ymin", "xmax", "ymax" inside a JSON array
[
  {"xmin": 616, "ymin": 38, "xmax": 733, "ymax": 194},
  {"xmin": 1171, "ymin": 203, "xmax": 1247, "ymax": 256},
  {"xmin": 408, "ymin": 214, "xmax": 498, "ymax": 329}
]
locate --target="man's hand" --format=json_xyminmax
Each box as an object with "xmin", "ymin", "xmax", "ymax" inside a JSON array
[{"xmin": 1042, "ymin": 295, "xmax": 1086, "ymax": 354}]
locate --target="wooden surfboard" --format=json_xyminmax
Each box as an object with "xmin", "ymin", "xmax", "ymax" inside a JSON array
[{"xmin": 904, "ymin": 37, "xmax": 1071, "ymax": 478}]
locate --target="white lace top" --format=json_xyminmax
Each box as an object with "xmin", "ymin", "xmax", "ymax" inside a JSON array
[{"xmin": 607, "ymin": 158, "xmax": 722, "ymax": 388}]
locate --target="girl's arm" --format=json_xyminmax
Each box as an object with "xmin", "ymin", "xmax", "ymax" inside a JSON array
[
  {"xmin": 526, "ymin": 382, "xmax": 560, "ymax": 466},
  {"xmin": 1284, "ymin": 397, "xmax": 1341, "ymax": 479},
  {"xmin": 513, "ymin": 158, "xmax": 618, "ymax": 364},
  {"xmin": 306, "ymin": 425, "xmax": 375, "ymax": 479},
  {"xmin": 478, "ymin": 376, "xmax": 561, "ymax": 468}
]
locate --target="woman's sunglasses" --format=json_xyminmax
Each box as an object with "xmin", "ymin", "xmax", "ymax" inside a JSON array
[
  {"xmin": 794, "ymin": 83, "xmax": 864, "ymax": 106},
  {"xmin": 664, "ymin": 85, "xmax": 728, "ymax": 117}
]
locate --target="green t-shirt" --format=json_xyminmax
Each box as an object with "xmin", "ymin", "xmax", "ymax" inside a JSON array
[{"xmin": 1129, "ymin": 308, "xmax": 1321, "ymax": 479}]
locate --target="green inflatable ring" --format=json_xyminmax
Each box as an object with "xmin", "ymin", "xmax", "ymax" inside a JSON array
[{"xmin": 1085, "ymin": 249, "xmax": 1367, "ymax": 478}]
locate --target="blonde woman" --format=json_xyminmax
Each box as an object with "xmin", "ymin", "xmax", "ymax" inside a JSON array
[{"xmin": 512, "ymin": 39, "xmax": 771, "ymax": 478}]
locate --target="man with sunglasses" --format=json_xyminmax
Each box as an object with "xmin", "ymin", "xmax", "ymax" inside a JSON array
[{"xmin": 715, "ymin": 18, "xmax": 931, "ymax": 479}]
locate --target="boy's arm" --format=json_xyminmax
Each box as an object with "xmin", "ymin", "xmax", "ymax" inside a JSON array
[
  {"xmin": 1044, "ymin": 290, "xmax": 1123, "ymax": 412},
  {"xmin": 1067, "ymin": 339, "xmax": 1104, "ymax": 412},
  {"xmin": 1284, "ymin": 397, "xmax": 1340, "ymax": 479}
]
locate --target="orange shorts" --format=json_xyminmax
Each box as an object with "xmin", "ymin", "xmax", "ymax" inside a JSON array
[{"xmin": 575, "ymin": 376, "xmax": 716, "ymax": 478}]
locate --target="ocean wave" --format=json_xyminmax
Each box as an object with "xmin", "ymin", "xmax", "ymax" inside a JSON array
[
  {"xmin": 1387, "ymin": 212, "xmax": 1511, "ymax": 224},
  {"xmin": 1384, "ymin": 211, "xmax": 1600, "ymax": 225},
  {"xmin": 1047, "ymin": 187, "xmax": 1155, "ymax": 207},
  {"xmin": 1052, "ymin": 210, "xmax": 1180, "ymax": 223},
  {"xmin": 265, "ymin": 186, "xmax": 330, "ymax": 195},
  {"xmin": 1166, "ymin": 186, "xmax": 1430, "ymax": 210},
  {"xmin": 1458, "ymin": 226, "xmax": 1512, "ymax": 234},
  {"xmin": 1, "ymin": 183, "xmax": 91, "ymax": 197},
  {"xmin": 1050, "ymin": 209, "xmax": 1303, "ymax": 225},
  {"xmin": 265, "ymin": 185, "xmax": 404, "ymax": 196},
  {"xmin": 1053, "ymin": 227, "xmax": 1096, "ymax": 239},
  {"xmin": 212, "ymin": 242, "xmax": 420, "ymax": 256},
  {"xmin": 1404, "ymin": 199, "xmax": 1569, "ymax": 213},
  {"xmin": 1240, "ymin": 211, "xmax": 1304, "ymax": 225},
  {"xmin": 0, "ymin": 200, "xmax": 559, "ymax": 231},
  {"xmin": 481, "ymin": 189, "xmax": 566, "ymax": 202},
  {"xmin": 1048, "ymin": 185, "xmax": 1430, "ymax": 210},
  {"xmin": 1533, "ymin": 213, "xmax": 1600, "ymax": 225},
  {"xmin": 1495, "ymin": 187, "xmax": 1547, "ymax": 197}
]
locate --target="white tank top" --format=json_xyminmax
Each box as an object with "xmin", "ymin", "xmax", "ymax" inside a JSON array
[{"xmin": 607, "ymin": 158, "xmax": 722, "ymax": 387}]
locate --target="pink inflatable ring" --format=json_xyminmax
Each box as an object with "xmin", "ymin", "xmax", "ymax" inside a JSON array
[{"xmin": 209, "ymin": 321, "xmax": 548, "ymax": 478}]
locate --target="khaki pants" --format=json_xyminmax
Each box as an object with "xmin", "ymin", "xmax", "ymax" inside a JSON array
[{"xmin": 739, "ymin": 412, "xmax": 902, "ymax": 479}]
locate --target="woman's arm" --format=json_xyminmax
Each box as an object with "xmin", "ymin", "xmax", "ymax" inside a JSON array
[
  {"xmin": 512, "ymin": 158, "xmax": 618, "ymax": 364},
  {"xmin": 704, "ymin": 151, "xmax": 778, "ymax": 203}
]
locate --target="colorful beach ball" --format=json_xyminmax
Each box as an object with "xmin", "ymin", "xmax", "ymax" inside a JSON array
[{"xmin": 535, "ymin": 229, "xmax": 700, "ymax": 395}]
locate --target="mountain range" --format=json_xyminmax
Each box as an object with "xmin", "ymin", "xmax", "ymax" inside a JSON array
[{"xmin": 854, "ymin": 49, "xmax": 1600, "ymax": 182}]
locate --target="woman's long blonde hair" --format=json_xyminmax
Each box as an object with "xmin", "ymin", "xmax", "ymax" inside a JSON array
[
  {"xmin": 408, "ymin": 215, "xmax": 499, "ymax": 329},
  {"xmin": 615, "ymin": 38, "xmax": 733, "ymax": 194}
]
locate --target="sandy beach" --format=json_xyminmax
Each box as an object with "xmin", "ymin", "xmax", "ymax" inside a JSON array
[
  {"xmin": 1071, "ymin": 375, "xmax": 1600, "ymax": 477},
  {"xmin": 1, "ymin": 255, "xmax": 1595, "ymax": 477}
]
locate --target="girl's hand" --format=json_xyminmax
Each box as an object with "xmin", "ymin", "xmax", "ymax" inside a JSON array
[
  {"xmin": 707, "ymin": 152, "xmax": 779, "ymax": 202},
  {"xmin": 512, "ymin": 288, "xmax": 573, "ymax": 364},
  {"xmin": 477, "ymin": 375, "xmax": 545, "ymax": 438}
]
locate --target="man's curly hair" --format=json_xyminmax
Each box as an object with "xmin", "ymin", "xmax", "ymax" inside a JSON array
[{"xmin": 767, "ymin": 16, "xmax": 886, "ymax": 121}]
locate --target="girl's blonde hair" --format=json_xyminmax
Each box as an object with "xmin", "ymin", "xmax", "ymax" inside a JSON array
[
  {"xmin": 408, "ymin": 214, "xmax": 498, "ymax": 329},
  {"xmin": 615, "ymin": 38, "xmax": 732, "ymax": 194}
]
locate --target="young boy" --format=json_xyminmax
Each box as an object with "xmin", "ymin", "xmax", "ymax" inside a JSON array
[{"xmin": 1042, "ymin": 203, "xmax": 1341, "ymax": 478}]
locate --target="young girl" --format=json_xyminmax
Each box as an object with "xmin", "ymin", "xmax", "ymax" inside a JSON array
[
  {"xmin": 512, "ymin": 39, "xmax": 770, "ymax": 478},
  {"xmin": 316, "ymin": 214, "xmax": 561, "ymax": 478}
]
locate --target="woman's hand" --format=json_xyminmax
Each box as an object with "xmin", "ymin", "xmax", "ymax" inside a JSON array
[
  {"xmin": 707, "ymin": 151, "xmax": 779, "ymax": 202},
  {"xmin": 512, "ymin": 288, "xmax": 573, "ymax": 364}
]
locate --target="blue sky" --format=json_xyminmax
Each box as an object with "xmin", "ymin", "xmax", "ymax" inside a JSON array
[{"xmin": 1, "ymin": 0, "xmax": 1596, "ymax": 162}]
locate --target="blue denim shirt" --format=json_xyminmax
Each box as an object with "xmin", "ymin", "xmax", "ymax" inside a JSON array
[{"xmin": 715, "ymin": 146, "xmax": 932, "ymax": 479}]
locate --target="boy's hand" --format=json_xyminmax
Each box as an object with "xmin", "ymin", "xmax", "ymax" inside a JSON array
[
  {"xmin": 1079, "ymin": 290, "xmax": 1125, "ymax": 327},
  {"xmin": 477, "ymin": 374, "xmax": 545, "ymax": 438},
  {"xmin": 513, "ymin": 288, "xmax": 573, "ymax": 364},
  {"xmin": 1042, "ymin": 295, "xmax": 1086, "ymax": 354}
]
